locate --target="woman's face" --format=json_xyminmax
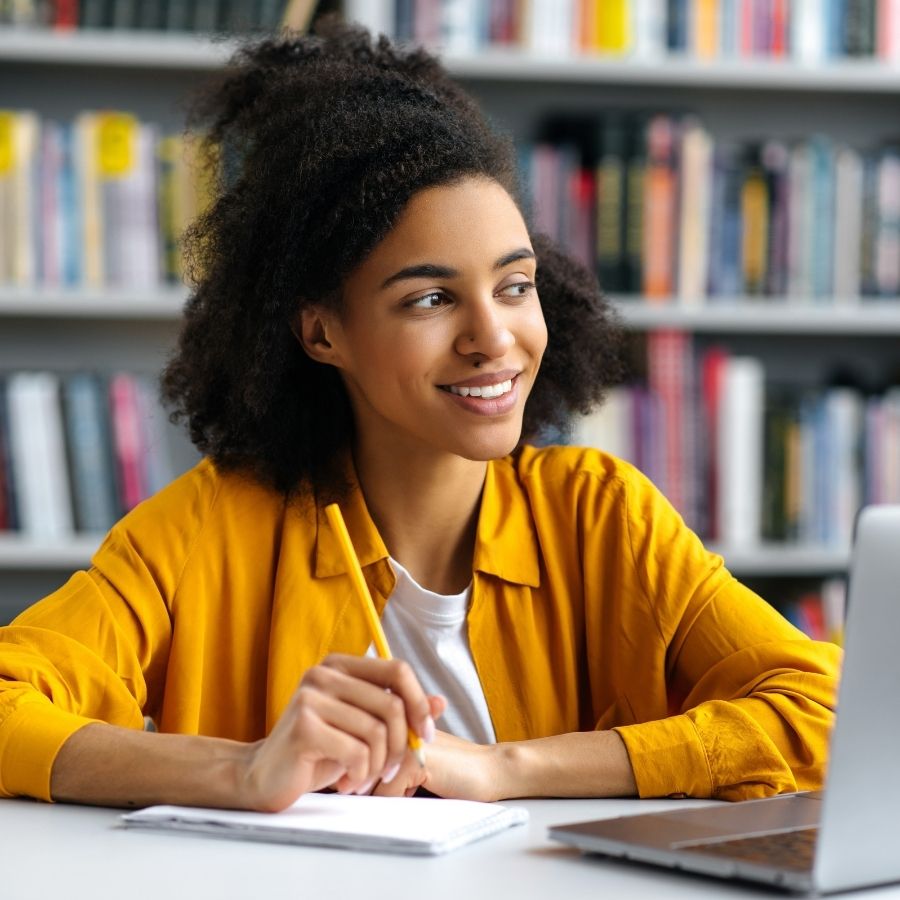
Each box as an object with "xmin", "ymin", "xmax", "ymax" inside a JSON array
[{"xmin": 304, "ymin": 176, "xmax": 547, "ymax": 463}]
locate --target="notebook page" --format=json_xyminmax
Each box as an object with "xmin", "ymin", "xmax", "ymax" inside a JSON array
[{"xmin": 121, "ymin": 793, "xmax": 528, "ymax": 854}]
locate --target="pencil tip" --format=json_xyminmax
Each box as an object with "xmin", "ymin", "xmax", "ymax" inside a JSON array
[{"xmin": 413, "ymin": 746, "xmax": 426, "ymax": 767}]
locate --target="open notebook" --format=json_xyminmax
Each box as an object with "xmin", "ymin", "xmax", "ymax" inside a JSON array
[{"xmin": 120, "ymin": 792, "xmax": 529, "ymax": 855}]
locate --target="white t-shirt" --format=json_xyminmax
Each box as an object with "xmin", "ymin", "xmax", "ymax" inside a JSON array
[{"xmin": 366, "ymin": 557, "xmax": 497, "ymax": 745}]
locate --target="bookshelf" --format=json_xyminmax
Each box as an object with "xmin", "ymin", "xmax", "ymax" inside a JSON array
[{"xmin": 2, "ymin": 13, "xmax": 898, "ymax": 625}]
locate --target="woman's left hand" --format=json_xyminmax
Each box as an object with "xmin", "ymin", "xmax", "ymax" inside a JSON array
[{"xmin": 372, "ymin": 729, "xmax": 503, "ymax": 802}]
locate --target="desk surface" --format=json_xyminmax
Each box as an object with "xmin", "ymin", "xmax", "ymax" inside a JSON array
[{"xmin": 2, "ymin": 795, "xmax": 898, "ymax": 900}]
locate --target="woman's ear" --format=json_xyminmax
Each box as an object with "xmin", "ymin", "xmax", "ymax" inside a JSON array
[{"xmin": 294, "ymin": 306, "xmax": 341, "ymax": 366}]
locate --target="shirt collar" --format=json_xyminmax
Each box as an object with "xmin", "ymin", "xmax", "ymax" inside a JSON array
[{"xmin": 314, "ymin": 455, "xmax": 541, "ymax": 588}]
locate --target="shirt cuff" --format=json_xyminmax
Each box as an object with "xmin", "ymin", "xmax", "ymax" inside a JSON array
[
  {"xmin": 614, "ymin": 714, "xmax": 714, "ymax": 798},
  {"xmin": 0, "ymin": 698, "xmax": 99, "ymax": 801}
]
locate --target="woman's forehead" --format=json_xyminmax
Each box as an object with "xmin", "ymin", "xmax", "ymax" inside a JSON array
[{"xmin": 366, "ymin": 178, "xmax": 531, "ymax": 269}]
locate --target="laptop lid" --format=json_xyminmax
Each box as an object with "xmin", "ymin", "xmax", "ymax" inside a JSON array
[{"xmin": 813, "ymin": 505, "xmax": 900, "ymax": 893}]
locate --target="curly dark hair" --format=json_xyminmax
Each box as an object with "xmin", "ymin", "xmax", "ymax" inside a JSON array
[{"xmin": 161, "ymin": 15, "xmax": 626, "ymax": 498}]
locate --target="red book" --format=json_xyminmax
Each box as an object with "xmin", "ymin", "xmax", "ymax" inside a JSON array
[
  {"xmin": 109, "ymin": 373, "xmax": 148, "ymax": 514},
  {"xmin": 53, "ymin": 0, "xmax": 78, "ymax": 29},
  {"xmin": 642, "ymin": 115, "xmax": 677, "ymax": 301},
  {"xmin": 770, "ymin": 0, "xmax": 787, "ymax": 56},
  {"xmin": 739, "ymin": 0, "xmax": 755, "ymax": 56},
  {"xmin": 647, "ymin": 329, "xmax": 691, "ymax": 518},
  {"xmin": 700, "ymin": 346, "xmax": 729, "ymax": 541}
]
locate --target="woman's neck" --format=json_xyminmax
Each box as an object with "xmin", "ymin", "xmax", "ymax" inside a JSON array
[{"xmin": 352, "ymin": 443, "xmax": 487, "ymax": 595}]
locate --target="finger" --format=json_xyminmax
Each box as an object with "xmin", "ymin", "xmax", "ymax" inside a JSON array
[
  {"xmin": 372, "ymin": 754, "xmax": 427, "ymax": 798},
  {"xmin": 428, "ymin": 694, "xmax": 447, "ymax": 720},
  {"xmin": 321, "ymin": 654, "xmax": 434, "ymax": 745},
  {"xmin": 294, "ymin": 688, "xmax": 390, "ymax": 791},
  {"xmin": 300, "ymin": 667, "xmax": 411, "ymax": 776}
]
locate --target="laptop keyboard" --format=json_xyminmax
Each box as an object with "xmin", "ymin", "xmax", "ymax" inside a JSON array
[{"xmin": 680, "ymin": 827, "xmax": 818, "ymax": 871}]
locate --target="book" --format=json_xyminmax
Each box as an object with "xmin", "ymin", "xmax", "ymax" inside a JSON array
[
  {"xmin": 62, "ymin": 373, "xmax": 119, "ymax": 533},
  {"xmin": 717, "ymin": 356, "xmax": 765, "ymax": 546},
  {"xmin": 5, "ymin": 372, "xmax": 74, "ymax": 538},
  {"xmin": 121, "ymin": 792, "xmax": 529, "ymax": 856}
]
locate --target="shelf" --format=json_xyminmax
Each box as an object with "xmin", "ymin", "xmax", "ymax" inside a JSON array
[
  {"xmin": 0, "ymin": 27, "xmax": 235, "ymax": 69},
  {"xmin": 3, "ymin": 28, "xmax": 900, "ymax": 94},
  {"xmin": 0, "ymin": 535, "xmax": 104, "ymax": 568},
  {"xmin": 446, "ymin": 51, "xmax": 900, "ymax": 93},
  {"xmin": 613, "ymin": 299, "xmax": 900, "ymax": 335},
  {"xmin": 3, "ymin": 288, "xmax": 900, "ymax": 334},
  {"xmin": 0, "ymin": 534, "xmax": 849, "ymax": 575},
  {"xmin": 707, "ymin": 543, "xmax": 850, "ymax": 576},
  {"xmin": 0, "ymin": 286, "xmax": 186, "ymax": 319}
]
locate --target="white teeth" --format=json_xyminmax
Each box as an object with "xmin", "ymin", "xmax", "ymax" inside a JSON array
[{"xmin": 447, "ymin": 378, "xmax": 513, "ymax": 399}]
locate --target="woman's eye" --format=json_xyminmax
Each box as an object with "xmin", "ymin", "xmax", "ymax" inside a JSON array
[
  {"xmin": 499, "ymin": 281, "xmax": 535, "ymax": 299},
  {"xmin": 407, "ymin": 292, "xmax": 448, "ymax": 309}
]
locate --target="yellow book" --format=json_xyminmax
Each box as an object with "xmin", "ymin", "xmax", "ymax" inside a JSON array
[
  {"xmin": 741, "ymin": 157, "xmax": 769, "ymax": 295},
  {"xmin": 0, "ymin": 110, "xmax": 15, "ymax": 284},
  {"xmin": 693, "ymin": 0, "xmax": 720, "ymax": 58},
  {"xmin": 595, "ymin": 0, "xmax": 632, "ymax": 54}
]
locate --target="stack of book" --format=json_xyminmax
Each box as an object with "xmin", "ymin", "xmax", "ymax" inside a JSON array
[
  {"xmin": 0, "ymin": 371, "xmax": 174, "ymax": 538},
  {"xmin": 571, "ymin": 333, "xmax": 900, "ymax": 547},
  {"xmin": 521, "ymin": 112, "xmax": 900, "ymax": 303},
  {"xmin": 0, "ymin": 0, "xmax": 295, "ymax": 31},
  {"xmin": 348, "ymin": 0, "xmax": 900, "ymax": 63},
  {"xmin": 781, "ymin": 577, "xmax": 846, "ymax": 644},
  {"xmin": 0, "ymin": 110, "xmax": 212, "ymax": 290}
]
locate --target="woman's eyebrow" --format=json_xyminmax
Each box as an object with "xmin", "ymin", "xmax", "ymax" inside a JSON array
[{"xmin": 380, "ymin": 247, "xmax": 536, "ymax": 290}]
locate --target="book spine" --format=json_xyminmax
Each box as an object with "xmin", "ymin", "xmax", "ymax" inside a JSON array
[
  {"xmin": 595, "ymin": 114, "xmax": 627, "ymax": 293},
  {"xmin": 676, "ymin": 117, "xmax": 712, "ymax": 303},
  {"xmin": 717, "ymin": 356, "xmax": 765, "ymax": 546},
  {"xmin": 109, "ymin": 373, "xmax": 148, "ymax": 514},
  {"xmin": 642, "ymin": 115, "xmax": 678, "ymax": 301},
  {"xmin": 62, "ymin": 373, "xmax": 119, "ymax": 533},
  {"xmin": 832, "ymin": 146, "xmax": 864, "ymax": 302}
]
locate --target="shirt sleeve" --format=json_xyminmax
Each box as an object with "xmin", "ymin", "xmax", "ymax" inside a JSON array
[
  {"xmin": 0, "ymin": 524, "xmax": 177, "ymax": 802},
  {"xmin": 609, "ymin": 468, "xmax": 842, "ymax": 802}
]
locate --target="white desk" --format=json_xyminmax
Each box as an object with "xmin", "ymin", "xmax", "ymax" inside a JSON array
[{"xmin": 1, "ymin": 796, "xmax": 898, "ymax": 899}]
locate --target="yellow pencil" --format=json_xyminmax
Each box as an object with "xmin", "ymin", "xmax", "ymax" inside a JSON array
[{"xmin": 324, "ymin": 503, "xmax": 426, "ymax": 767}]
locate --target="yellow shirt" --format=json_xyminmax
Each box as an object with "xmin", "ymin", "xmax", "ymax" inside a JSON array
[{"xmin": 0, "ymin": 446, "xmax": 840, "ymax": 803}]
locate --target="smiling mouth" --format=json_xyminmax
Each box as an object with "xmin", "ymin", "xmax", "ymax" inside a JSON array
[{"xmin": 438, "ymin": 376, "xmax": 516, "ymax": 399}]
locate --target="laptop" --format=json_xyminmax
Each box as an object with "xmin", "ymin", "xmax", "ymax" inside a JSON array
[{"xmin": 549, "ymin": 504, "xmax": 900, "ymax": 894}]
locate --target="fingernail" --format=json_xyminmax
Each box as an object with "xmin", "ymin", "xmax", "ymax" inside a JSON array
[
  {"xmin": 357, "ymin": 778, "xmax": 376, "ymax": 795},
  {"xmin": 423, "ymin": 715, "xmax": 435, "ymax": 743},
  {"xmin": 381, "ymin": 763, "xmax": 401, "ymax": 784}
]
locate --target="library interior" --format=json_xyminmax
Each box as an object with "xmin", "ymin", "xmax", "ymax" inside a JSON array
[{"xmin": 1, "ymin": 1, "xmax": 899, "ymax": 897}]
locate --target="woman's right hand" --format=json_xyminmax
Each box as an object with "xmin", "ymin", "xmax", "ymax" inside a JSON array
[{"xmin": 237, "ymin": 654, "xmax": 440, "ymax": 812}]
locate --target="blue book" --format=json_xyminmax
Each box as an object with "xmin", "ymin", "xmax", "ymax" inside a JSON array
[
  {"xmin": 809, "ymin": 135, "xmax": 835, "ymax": 301},
  {"xmin": 827, "ymin": 0, "xmax": 846, "ymax": 58},
  {"xmin": 62, "ymin": 374, "xmax": 119, "ymax": 534},
  {"xmin": 0, "ymin": 380, "xmax": 19, "ymax": 532}
]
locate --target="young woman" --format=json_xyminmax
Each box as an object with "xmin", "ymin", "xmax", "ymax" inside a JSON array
[{"xmin": 0, "ymin": 20, "xmax": 839, "ymax": 812}]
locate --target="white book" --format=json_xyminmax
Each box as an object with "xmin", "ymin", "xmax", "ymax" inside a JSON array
[
  {"xmin": 441, "ymin": 0, "xmax": 478, "ymax": 54},
  {"xmin": 6, "ymin": 372, "xmax": 74, "ymax": 538},
  {"xmin": 570, "ymin": 387, "xmax": 633, "ymax": 462},
  {"xmin": 343, "ymin": 0, "xmax": 394, "ymax": 38},
  {"xmin": 787, "ymin": 142, "xmax": 812, "ymax": 300},
  {"xmin": 825, "ymin": 388, "xmax": 863, "ymax": 548},
  {"xmin": 122, "ymin": 792, "xmax": 528, "ymax": 856},
  {"xmin": 832, "ymin": 146, "xmax": 863, "ymax": 303},
  {"xmin": 10, "ymin": 111, "xmax": 40, "ymax": 287},
  {"xmin": 677, "ymin": 118, "xmax": 713, "ymax": 304},
  {"xmin": 632, "ymin": 0, "xmax": 666, "ymax": 59},
  {"xmin": 792, "ymin": 0, "xmax": 825, "ymax": 64},
  {"xmin": 875, "ymin": 149, "xmax": 900, "ymax": 296},
  {"xmin": 74, "ymin": 112, "xmax": 103, "ymax": 289},
  {"xmin": 717, "ymin": 357, "xmax": 765, "ymax": 548}
]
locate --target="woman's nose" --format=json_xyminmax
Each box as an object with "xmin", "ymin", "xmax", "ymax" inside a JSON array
[{"xmin": 454, "ymin": 298, "xmax": 515, "ymax": 360}]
